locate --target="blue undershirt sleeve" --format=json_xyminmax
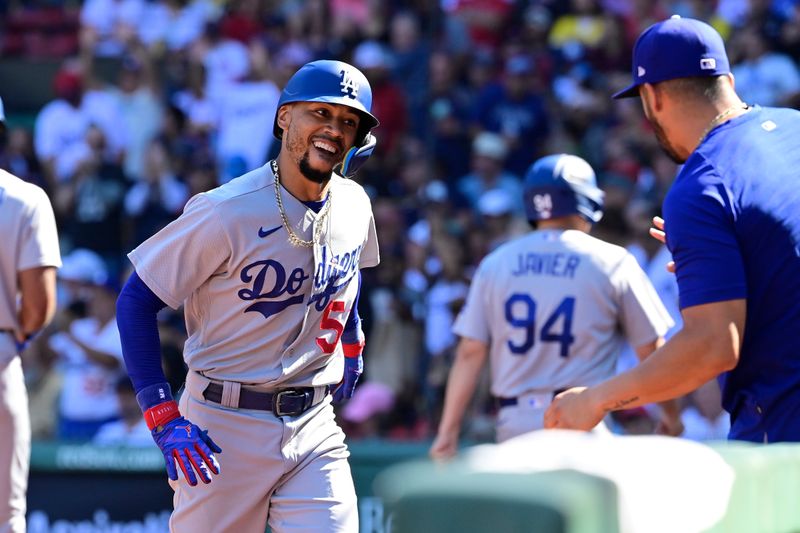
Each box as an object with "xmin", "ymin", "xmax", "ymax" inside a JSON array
[
  {"xmin": 116, "ymin": 270, "xmax": 170, "ymax": 394},
  {"xmin": 342, "ymin": 271, "xmax": 363, "ymax": 345}
]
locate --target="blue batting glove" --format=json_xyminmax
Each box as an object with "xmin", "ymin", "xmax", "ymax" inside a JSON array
[
  {"xmin": 334, "ymin": 343, "xmax": 364, "ymax": 402},
  {"xmin": 138, "ymin": 385, "xmax": 222, "ymax": 487},
  {"xmin": 151, "ymin": 414, "xmax": 222, "ymax": 486}
]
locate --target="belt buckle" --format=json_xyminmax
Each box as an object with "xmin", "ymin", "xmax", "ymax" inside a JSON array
[{"xmin": 272, "ymin": 389, "xmax": 307, "ymax": 417}]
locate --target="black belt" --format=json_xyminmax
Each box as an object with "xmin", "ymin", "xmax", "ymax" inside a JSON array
[
  {"xmin": 496, "ymin": 389, "xmax": 567, "ymax": 408},
  {"xmin": 202, "ymin": 383, "xmax": 330, "ymax": 417}
]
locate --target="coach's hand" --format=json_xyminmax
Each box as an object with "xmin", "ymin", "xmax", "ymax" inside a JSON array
[
  {"xmin": 544, "ymin": 387, "xmax": 605, "ymax": 431},
  {"xmin": 655, "ymin": 399, "xmax": 685, "ymax": 437},
  {"xmin": 649, "ymin": 217, "xmax": 675, "ymax": 273},
  {"xmin": 430, "ymin": 431, "xmax": 459, "ymax": 462},
  {"xmin": 152, "ymin": 413, "xmax": 222, "ymax": 486},
  {"xmin": 334, "ymin": 343, "xmax": 364, "ymax": 402}
]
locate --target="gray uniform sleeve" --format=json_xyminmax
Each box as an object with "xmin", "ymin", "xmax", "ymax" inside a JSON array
[
  {"xmin": 19, "ymin": 186, "xmax": 61, "ymax": 270},
  {"xmin": 612, "ymin": 253, "xmax": 675, "ymax": 349},
  {"xmin": 452, "ymin": 259, "xmax": 491, "ymax": 343},
  {"xmin": 359, "ymin": 199, "xmax": 380, "ymax": 269},
  {"xmin": 128, "ymin": 194, "xmax": 231, "ymax": 309}
]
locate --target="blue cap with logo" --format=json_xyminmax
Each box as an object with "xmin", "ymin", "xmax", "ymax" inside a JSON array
[
  {"xmin": 613, "ymin": 15, "xmax": 730, "ymax": 99},
  {"xmin": 272, "ymin": 59, "xmax": 379, "ymax": 143}
]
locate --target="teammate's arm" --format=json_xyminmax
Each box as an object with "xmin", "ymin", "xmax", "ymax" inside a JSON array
[
  {"xmin": 634, "ymin": 339, "xmax": 684, "ymax": 437},
  {"xmin": 16, "ymin": 185, "xmax": 60, "ymax": 346},
  {"xmin": 430, "ymin": 337, "xmax": 488, "ymax": 461},
  {"xmin": 17, "ymin": 265, "xmax": 57, "ymax": 343},
  {"xmin": 545, "ymin": 299, "xmax": 744, "ymax": 430}
]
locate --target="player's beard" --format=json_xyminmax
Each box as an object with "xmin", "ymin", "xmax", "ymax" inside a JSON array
[
  {"xmin": 642, "ymin": 95, "xmax": 686, "ymax": 164},
  {"xmin": 285, "ymin": 126, "xmax": 337, "ymax": 184},
  {"xmin": 299, "ymin": 151, "xmax": 332, "ymax": 184},
  {"xmin": 651, "ymin": 118, "xmax": 686, "ymax": 164}
]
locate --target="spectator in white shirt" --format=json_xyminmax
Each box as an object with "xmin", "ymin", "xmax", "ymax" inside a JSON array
[
  {"xmin": 46, "ymin": 249, "xmax": 125, "ymax": 441},
  {"xmin": 93, "ymin": 376, "xmax": 155, "ymax": 447},
  {"xmin": 138, "ymin": 0, "xmax": 219, "ymax": 54},
  {"xmin": 108, "ymin": 52, "xmax": 163, "ymax": 181},
  {"xmin": 34, "ymin": 65, "xmax": 91, "ymax": 188},
  {"xmin": 196, "ymin": 21, "xmax": 251, "ymax": 98},
  {"xmin": 212, "ymin": 41, "xmax": 280, "ymax": 182},
  {"xmin": 80, "ymin": 0, "xmax": 145, "ymax": 56}
]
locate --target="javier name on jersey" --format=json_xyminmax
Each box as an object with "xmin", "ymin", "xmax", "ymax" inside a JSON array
[{"xmin": 511, "ymin": 252, "xmax": 581, "ymax": 278}]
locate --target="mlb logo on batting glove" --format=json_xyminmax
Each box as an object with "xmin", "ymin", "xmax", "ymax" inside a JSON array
[{"xmin": 151, "ymin": 416, "xmax": 222, "ymax": 486}]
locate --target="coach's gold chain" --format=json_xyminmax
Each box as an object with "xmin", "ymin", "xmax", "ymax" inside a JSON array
[
  {"xmin": 699, "ymin": 103, "xmax": 751, "ymax": 144},
  {"xmin": 272, "ymin": 160, "xmax": 331, "ymax": 248}
]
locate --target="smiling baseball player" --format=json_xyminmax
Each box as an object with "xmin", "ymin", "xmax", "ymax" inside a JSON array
[{"xmin": 116, "ymin": 60, "xmax": 379, "ymax": 532}]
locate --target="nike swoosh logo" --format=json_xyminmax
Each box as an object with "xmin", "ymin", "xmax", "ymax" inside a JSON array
[{"xmin": 258, "ymin": 225, "xmax": 282, "ymax": 238}]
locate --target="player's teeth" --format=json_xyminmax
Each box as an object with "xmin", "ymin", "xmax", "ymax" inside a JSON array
[{"xmin": 313, "ymin": 141, "xmax": 336, "ymax": 153}]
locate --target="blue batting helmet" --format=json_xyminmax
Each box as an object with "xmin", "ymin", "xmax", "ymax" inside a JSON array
[
  {"xmin": 272, "ymin": 60, "xmax": 380, "ymax": 144},
  {"xmin": 523, "ymin": 154, "xmax": 604, "ymax": 224}
]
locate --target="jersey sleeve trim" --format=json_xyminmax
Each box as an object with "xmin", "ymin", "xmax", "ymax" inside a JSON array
[
  {"xmin": 18, "ymin": 259, "xmax": 62, "ymax": 271},
  {"xmin": 451, "ymin": 329, "xmax": 490, "ymax": 343},
  {"xmin": 359, "ymin": 258, "xmax": 380, "ymax": 269}
]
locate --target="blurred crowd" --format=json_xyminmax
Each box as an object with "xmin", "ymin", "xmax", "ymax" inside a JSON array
[{"xmin": 4, "ymin": 0, "xmax": 800, "ymax": 447}]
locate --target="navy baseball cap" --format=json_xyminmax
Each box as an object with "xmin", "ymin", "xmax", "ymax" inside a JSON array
[{"xmin": 613, "ymin": 15, "xmax": 730, "ymax": 99}]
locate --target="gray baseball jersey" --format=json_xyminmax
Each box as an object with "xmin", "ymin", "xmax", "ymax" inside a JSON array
[
  {"xmin": 0, "ymin": 169, "xmax": 61, "ymax": 533},
  {"xmin": 454, "ymin": 228, "xmax": 673, "ymax": 397},
  {"xmin": 129, "ymin": 162, "xmax": 378, "ymax": 532},
  {"xmin": 129, "ymin": 163, "xmax": 379, "ymax": 388},
  {"xmin": 0, "ymin": 170, "xmax": 62, "ymax": 359}
]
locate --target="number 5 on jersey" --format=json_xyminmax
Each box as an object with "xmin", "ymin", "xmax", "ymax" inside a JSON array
[
  {"xmin": 504, "ymin": 294, "xmax": 575, "ymax": 357},
  {"xmin": 317, "ymin": 300, "xmax": 347, "ymax": 354}
]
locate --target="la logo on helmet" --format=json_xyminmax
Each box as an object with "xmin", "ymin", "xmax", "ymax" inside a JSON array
[
  {"xmin": 339, "ymin": 69, "xmax": 359, "ymax": 99},
  {"xmin": 534, "ymin": 193, "xmax": 553, "ymax": 218}
]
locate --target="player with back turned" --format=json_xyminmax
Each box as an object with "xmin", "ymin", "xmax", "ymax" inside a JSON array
[
  {"xmin": 546, "ymin": 16, "xmax": 800, "ymax": 443},
  {"xmin": 0, "ymin": 96, "xmax": 61, "ymax": 533},
  {"xmin": 116, "ymin": 60, "xmax": 380, "ymax": 532},
  {"xmin": 430, "ymin": 154, "xmax": 679, "ymax": 461}
]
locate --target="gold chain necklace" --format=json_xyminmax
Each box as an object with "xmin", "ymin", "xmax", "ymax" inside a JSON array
[
  {"xmin": 699, "ymin": 103, "xmax": 750, "ymax": 144},
  {"xmin": 271, "ymin": 159, "xmax": 331, "ymax": 248}
]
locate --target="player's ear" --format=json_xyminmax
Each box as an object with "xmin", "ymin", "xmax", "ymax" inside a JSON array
[
  {"xmin": 639, "ymin": 84, "xmax": 662, "ymax": 118},
  {"xmin": 726, "ymin": 72, "xmax": 736, "ymax": 91},
  {"xmin": 650, "ymin": 83, "xmax": 667, "ymax": 113},
  {"xmin": 276, "ymin": 104, "xmax": 292, "ymax": 136},
  {"xmin": 639, "ymin": 84, "xmax": 653, "ymax": 120}
]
